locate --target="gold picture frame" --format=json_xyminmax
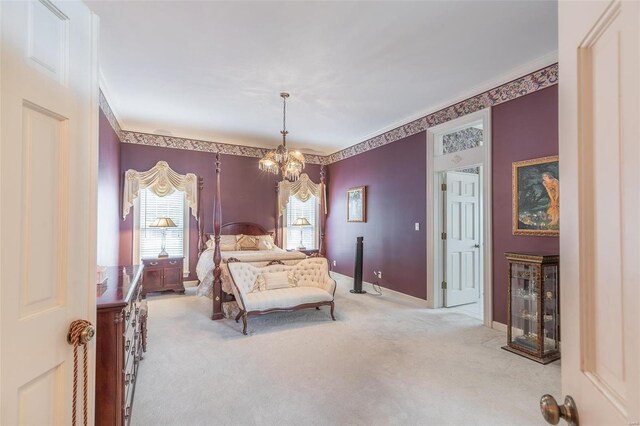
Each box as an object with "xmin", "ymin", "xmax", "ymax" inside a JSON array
[
  {"xmin": 347, "ymin": 186, "xmax": 366, "ymax": 222},
  {"xmin": 512, "ymin": 155, "xmax": 559, "ymax": 236}
]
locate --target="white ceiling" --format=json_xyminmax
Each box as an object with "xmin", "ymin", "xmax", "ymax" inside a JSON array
[{"xmin": 88, "ymin": 0, "xmax": 557, "ymax": 155}]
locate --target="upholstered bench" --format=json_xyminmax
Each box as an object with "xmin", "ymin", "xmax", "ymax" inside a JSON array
[{"xmin": 228, "ymin": 258, "xmax": 337, "ymax": 335}]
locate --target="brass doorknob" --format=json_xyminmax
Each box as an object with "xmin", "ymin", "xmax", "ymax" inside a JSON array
[
  {"xmin": 67, "ymin": 320, "xmax": 95, "ymax": 346},
  {"xmin": 540, "ymin": 394, "xmax": 579, "ymax": 426}
]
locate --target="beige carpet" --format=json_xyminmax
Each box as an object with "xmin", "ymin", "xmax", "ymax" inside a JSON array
[{"xmin": 131, "ymin": 275, "xmax": 559, "ymax": 425}]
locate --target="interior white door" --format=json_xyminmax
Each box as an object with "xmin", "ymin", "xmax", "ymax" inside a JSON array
[
  {"xmin": 554, "ymin": 0, "xmax": 640, "ymax": 424},
  {"xmin": 0, "ymin": 1, "xmax": 98, "ymax": 424},
  {"xmin": 443, "ymin": 171, "xmax": 481, "ymax": 307}
]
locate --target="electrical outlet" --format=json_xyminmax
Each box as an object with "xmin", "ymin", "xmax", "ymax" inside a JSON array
[
  {"xmin": 415, "ymin": 222, "xmax": 420, "ymax": 231},
  {"xmin": 332, "ymin": 260, "xmax": 337, "ymax": 267}
]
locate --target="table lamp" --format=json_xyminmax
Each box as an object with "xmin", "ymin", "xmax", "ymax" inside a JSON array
[
  {"xmin": 149, "ymin": 217, "xmax": 177, "ymax": 258},
  {"xmin": 292, "ymin": 217, "xmax": 311, "ymax": 250}
]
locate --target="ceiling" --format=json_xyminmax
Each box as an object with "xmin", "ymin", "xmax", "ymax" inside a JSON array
[{"xmin": 88, "ymin": 1, "xmax": 558, "ymax": 155}]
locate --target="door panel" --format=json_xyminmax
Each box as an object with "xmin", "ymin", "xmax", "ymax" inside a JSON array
[
  {"xmin": 444, "ymin": 171, "xmax": 481, "ymax": 307},
  {"xmin": 558, "ymin": 0, "xmax": 639, "ymax": 423},
  {"xmin": 1, "ymin": 0, "xmax": 98, "ymax": 423}
]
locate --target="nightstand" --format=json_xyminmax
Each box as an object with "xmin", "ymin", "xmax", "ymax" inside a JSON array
[{"xmin": 141, "ymin": 256, "xmax": 185, "ymax": 297}]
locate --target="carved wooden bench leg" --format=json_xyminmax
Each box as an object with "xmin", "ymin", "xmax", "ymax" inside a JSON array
[
  {"xmin": 241, "ymin": 313, "xmax": 248, "ymax": 335},
  {"xmin": 330, "ymin": 301, "xmax": 336, "ymax": 321},
  {"xmin": 235, "ymin": 310, "xmax": 243, "ymax": 324}
]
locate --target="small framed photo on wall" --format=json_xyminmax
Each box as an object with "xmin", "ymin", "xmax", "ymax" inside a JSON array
[
  {"xmin": 347, "ymin": 186, "xmax": 366, "ymax": 222},
  {"xmin": 512, "ymin": 155, "xmax": 559, "ymax": 236}
]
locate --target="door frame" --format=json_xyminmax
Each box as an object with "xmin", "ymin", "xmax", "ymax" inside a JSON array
[{"xmin": 426, "ymin": 108, "xmax": 493, "ymax": 327}]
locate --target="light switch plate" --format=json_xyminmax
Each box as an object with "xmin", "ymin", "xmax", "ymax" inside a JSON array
[{"xmin": 415, "ymin": 222, "xmax": 420, "ymax": 231}]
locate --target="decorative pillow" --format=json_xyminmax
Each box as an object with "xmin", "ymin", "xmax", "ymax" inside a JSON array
[
  {"xmin": 208, "ymin": 234, "xmax": 239, "ymax": 251},
  {"xmin": 237, "ymin": 235, "xmax": 259, "ymax": 251},
  {"xmin": 263, "ymin": 270, "xmax": 297, "ymax": 290},
  {"xmin": 256, "ymin": 235, "xmax": 275, "ymax": 250},
  {"xmin": 249, "ymin": 275, "xmax": 266, "ymax": 293}
]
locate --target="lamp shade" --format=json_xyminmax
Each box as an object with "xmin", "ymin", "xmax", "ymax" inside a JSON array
[
  {"xmin": 292, "ymin": 217, "xmax": 311, "ymax": 227},
  {"xmin": 149, "ymin": 217, "xmax": 177, "ymax": 228}
]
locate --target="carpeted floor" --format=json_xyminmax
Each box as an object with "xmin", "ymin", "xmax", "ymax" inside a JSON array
[{"xmin": 131, "ymin": 274, "xmax": 559, "ymax": 425}]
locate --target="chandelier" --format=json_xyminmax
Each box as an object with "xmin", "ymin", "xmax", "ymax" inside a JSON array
[{"xmin": 259, "ymin": 92, "xmax": 306, "ymax": 181}]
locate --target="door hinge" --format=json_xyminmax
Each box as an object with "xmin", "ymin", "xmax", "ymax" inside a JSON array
[
  {"xmin": 441, "ymin": 183, "xmax": 447, "ymax": 191},
  {"xmin": 441, "ymin": 232, "xmax": 447, "ymax": 240},
  {"xmin": 441, "ymin": 281, "xmax": 447, "ymax": 290}
]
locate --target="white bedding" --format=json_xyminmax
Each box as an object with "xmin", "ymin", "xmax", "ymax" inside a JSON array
[{"xmin": 196, "ymin": 247, "xmax": 307, "ymax": 297}]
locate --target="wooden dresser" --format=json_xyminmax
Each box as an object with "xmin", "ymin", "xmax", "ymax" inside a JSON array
[
  {"xmin": 96, "ymin": 265, "xmax": 144, "ymax": 425},
  {"xmin": 141, "ymin": 256, "xmax": 184, "ymax": 297}
]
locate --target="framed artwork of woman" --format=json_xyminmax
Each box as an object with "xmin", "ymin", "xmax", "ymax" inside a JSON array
[{"xmin": 512, "ymin": 156, "xmax": 559, "ymax": 236}]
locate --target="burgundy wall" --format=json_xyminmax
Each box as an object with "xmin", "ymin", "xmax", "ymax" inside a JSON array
[
  {"xmin": 97, "ymin": 110, "xmax": 121, "ymax": 266},
  {"xmin": 118, "ymin": 143, "xmax": 320, "ymax": 280},
  {"xmin": 491, "ymin": 86, "xmax": 559, "ymax": 324},
  {"xmin": 325, "ymin": 85, "xmax": 558, "ymax": 322},
  {"xmin": 326, "ymin": 132, "xmax": 427, "ymax": 299}
]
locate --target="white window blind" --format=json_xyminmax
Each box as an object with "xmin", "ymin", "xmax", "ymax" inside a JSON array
[
  {"xmin": 285, "ymin": 195, "xmax": 319, "ymax": 250},
  {"xmin": 139, "ymin": 188, "xmax": 185, "ymax": 259}
]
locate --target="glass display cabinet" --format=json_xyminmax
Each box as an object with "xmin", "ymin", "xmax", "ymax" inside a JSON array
[{"xmin": 503, "ymin": 252, "xmax": 560, "ymax": 364}]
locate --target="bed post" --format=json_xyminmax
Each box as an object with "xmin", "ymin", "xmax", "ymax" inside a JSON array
[
  {"xmin": 197, "ymin": 177, "xmax": 205, "ymax": 256},
  {"xmin": 212, "ymin": 153, "xmax": 224, "ymax": 320},
  {"xmin": 319, "ymin": 165, "xmax": 327, "ymax": 256},
  {"xmin": 274, "ymin": 182, "xmax": 280, "ymax": 247}
]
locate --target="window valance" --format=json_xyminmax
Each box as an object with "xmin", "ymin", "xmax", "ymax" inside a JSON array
[
  {"xmin": 277, "ymin": 173, "xmax": 326, "ymax": 216},
  {"xmin": 123, "ymin": 161, "xmax": 198, "ymax": 220}
]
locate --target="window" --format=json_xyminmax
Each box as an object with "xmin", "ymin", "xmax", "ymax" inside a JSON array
[
  {"xmin": 134, "ymin": 187, "xmax": 189, "ymax": 273},
  {"xmin": 285, "ymin": 195, "xmax": 319, "ymax": 250}
]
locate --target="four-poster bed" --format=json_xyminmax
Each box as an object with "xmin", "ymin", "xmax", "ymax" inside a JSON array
[{"xmin": 196, "ymin": 153, "xmax": 327, "ymax": 320}]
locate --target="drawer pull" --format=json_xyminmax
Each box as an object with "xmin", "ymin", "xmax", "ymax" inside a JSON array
[
  {"xmin": 149, "ymin": 261, "xmax": 159, "ymax": 266},
  {"xmin": 125, "ymin": 339, "xmax": 131, "ymax": 351},
  {"xmin": 169, "ymin": 260, "xmax": 177, "ymax": 265}
]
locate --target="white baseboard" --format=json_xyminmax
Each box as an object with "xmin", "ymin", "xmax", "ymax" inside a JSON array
[
  {"xmin": 492, "ymin": 321, "xmax": 507, "ymax": 333},
  {"xmin": 330, "ymin": 271, "xmax": 429, "ymax": 307},
  {"xmin": 183, "ymin": 280, "xmax": 198, "ymax": 288}
]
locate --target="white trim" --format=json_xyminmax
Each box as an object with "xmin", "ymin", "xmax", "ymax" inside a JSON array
[
  {"xmin": 426, "ymin": 108, "xmax": 493, "ymax": 328},
  {"xmin": 492, "ymin": 321, "xmax": 508, "ymax": 333},
  {"xmin": 353, "ymin": 52, "xmax": 557, "ymax": 147},
  {"xmin": 330, "ymin": 272, "xmax": 430, "ymax": 307}
]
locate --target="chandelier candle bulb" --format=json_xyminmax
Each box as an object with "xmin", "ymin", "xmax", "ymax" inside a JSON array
[{"xmin": 259, "ymin": 92, "xmax": 306, "ymax": 181}]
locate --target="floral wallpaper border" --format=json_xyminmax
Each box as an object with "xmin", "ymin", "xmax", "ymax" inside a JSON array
[
  {"xmin": 99, "ymin": 90, "xmax": 122, "ymax": 136},
  {"xmin": 119, "ymin": 130, "xmax": 327, "ymax": 165},
  {"xmin": 326, "ymin": 63, "xmax": 558, "ymax": 164},
  {"xmin": 100, "ymin": 63, "xmax": 558, "ymax": 166}
]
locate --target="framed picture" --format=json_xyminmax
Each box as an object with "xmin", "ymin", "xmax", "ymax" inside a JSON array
[
  {"xmin": 347, "ymin": 186, "xmax": 366, "ymax": 222},
  {"xmin": 512, "ymin": 155, "xmax": 559, "ymax": 236}
]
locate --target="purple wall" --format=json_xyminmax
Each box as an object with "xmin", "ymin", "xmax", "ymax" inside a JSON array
[
  {"xmin": 118, "ymin": 143, "xmax": 320, "ymax": 280},
  {"xmin": 325, "ymin": 86, "xmax": 558, "ymax": 322},
  {"xmin": 97, "ymin": 110, "xmax": 121, "ymax": 266},
  {"xmin": 326, "ymin": 132, "xmax": 427, "ymax": 299},
  {"xmin": 491, "ymin": 86, "xmax": 559, "ymax": 324}
]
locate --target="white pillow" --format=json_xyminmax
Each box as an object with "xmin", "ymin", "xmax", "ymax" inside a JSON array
[
  {"xmin": 262, "ymin": 271, "xmax": 296, "ymax": 290},
  {"xmin": 256, "ymin": 235, "xmax": 275, "ymax": 250}
]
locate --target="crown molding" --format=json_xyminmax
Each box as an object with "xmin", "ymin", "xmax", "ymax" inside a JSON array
[
  {"xmin": 355, "ymin": 51, "xmax": 558, "ymax": 145},
  {"xmin": 98, "ymin": 71, "xmax": 122, "ymax": 135},
  {"xmin": 326, "ymin": 62, "xmax": 558, "ymax": 164},
  {"xmin": 99, "ymin": 58, "xmax": 557, "ymax": 166}
]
